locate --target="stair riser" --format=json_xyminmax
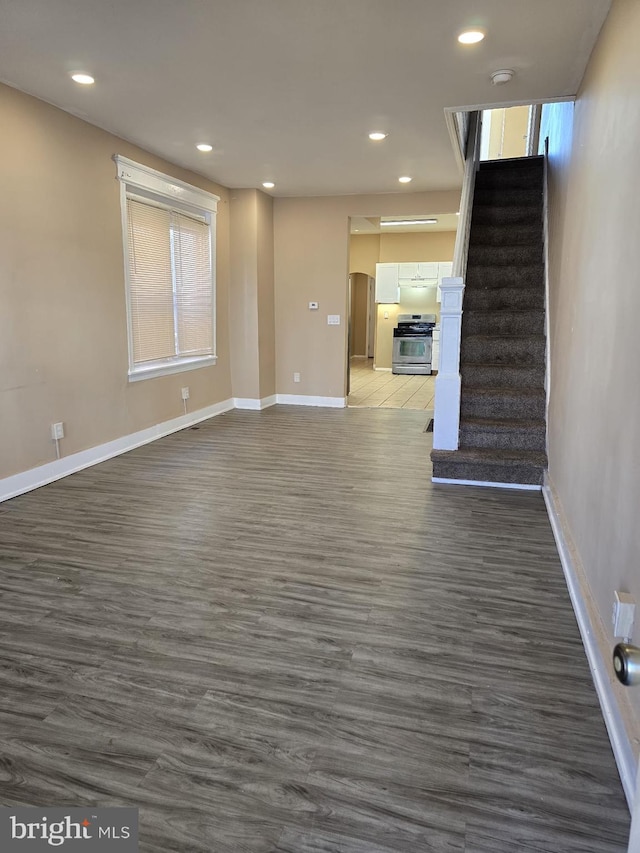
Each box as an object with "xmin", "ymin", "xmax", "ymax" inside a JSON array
[
  {"xmin": 461, "ymin": 364, "xmax": 544, "ymax": 389},
  {"xmin": 470, "ymin": 224, "xmax": 541, "ymax": 246},
  {"xmin": 468, "ymin": 245, "xmax": 543, "ymax": 267},
  {"xmin": 464, "ymin": 287, "xmax": 544, "ymax": 311},
  {"xmin": 432, "ymin": 460, "xmax": 544, "ymax": 486},
  {"xmin": 459, "ymin": 424, "xmax": 546, "ymax": 452},
  {"xmin": 461, "ymin": 394, "xmax": 546, "ymax": 420},
  {"xmin": 463, "ymin": 311, "xmax": 545, "ymax": 336},
  {"xmin": 473, "ymin": 187, "xmax": 543, "ymax": 208},
  {"xmin": 471, "ymin": 205, "xmax": 542, "ymax": 227},
  {"xmin": 462, "ymin": 337, "xmax": 546, "ymax": 364},
  {"xmin": 465, "ymin": 265, "xmax": 544, "ymax": 289},
  {"xmin": 476, "ymin": 168, "xmax": 544, "ymax": 190}
]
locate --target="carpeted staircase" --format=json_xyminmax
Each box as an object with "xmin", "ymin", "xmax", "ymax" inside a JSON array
[{"xmin": 431, "ymin": 156, "xmax": 547, "ymax": 486}]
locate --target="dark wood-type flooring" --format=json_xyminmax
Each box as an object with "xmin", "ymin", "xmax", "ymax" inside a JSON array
[{"xmin": 0, "ymin": 406, "xmax": 630, "ymax": 851}]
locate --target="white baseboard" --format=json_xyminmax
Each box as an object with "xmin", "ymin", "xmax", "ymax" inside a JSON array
[
  {"xmin": 0, "ymin": 398, "xmax": 235, "ymax": 503},
  {"xmin": 276, "ymin": 394, "xmax": 346, "ymax": 408},
  {"xmin": 373, "ymin": 367, "xmax": 392, "ymax": 372},
  {"xmin": 233, "ymin": 395, "xmax": 277, "ymax": 410},
  {"xmin": 432, "ymin": 476, "xmax": 541, "ymax": 491},
  {"xmin": 543, "ymin": 475, "xmax": 637, "ymax": 807}
]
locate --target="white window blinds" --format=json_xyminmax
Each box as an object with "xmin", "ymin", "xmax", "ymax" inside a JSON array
[{"xmin": 126, "ymin": 196, "xmax": 213, "ymax": 368}]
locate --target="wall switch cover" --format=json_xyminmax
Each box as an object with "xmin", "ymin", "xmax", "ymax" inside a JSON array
[
  {"xmin": 327, "ymin": 314, "xmax": 340, "ymax": 325},
  {"xmin": 309, "ymin": 302, "xmax": 319, "ymax": 310}
]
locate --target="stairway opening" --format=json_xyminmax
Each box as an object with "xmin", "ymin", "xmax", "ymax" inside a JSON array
[{"xmin": 480, "ymin": 105, "xmax": 541, "ymax": 161}]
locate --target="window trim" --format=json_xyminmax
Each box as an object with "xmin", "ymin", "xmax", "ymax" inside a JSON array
[{"xmin": 114, "ymin": 155, "xmax": 220, "ymax": 382}]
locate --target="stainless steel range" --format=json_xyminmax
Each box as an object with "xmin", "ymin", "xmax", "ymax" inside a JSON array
[{"xmin": 392, "ymin": 313, "xmax": 437, "ymax": 375}]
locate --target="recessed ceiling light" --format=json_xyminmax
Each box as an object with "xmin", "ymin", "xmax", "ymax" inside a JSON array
[
  {"xmin": 196, "ymin": 143, "xmax": 213, "ymax": 152},
  {"xmin": 381, "ymin": 219, "xmax": 438, "ymax": 227},
  {"xmin": 368, "ymin": 132, "xmax": 388, "ymax": 141},
  {"xmin": 71, "ymin": 73, "xmax": 95, "ymax": 85},
  {"xmin": 458, "ymin": 30, "xmax": 485, "ymax": 45},
  {"xmin": 262, "ymin": 182, "xmax": 275, "ymax": 189},
  {"xmin": 398, "ymin": 176, "xmax": 412, "ymax": 184}
]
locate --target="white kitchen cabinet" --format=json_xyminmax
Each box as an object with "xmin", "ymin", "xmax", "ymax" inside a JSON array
[
  {"xmin": 398, "ymin": 261, "xmax": 445, "ymax": 288},
  {"xmin": 432, "ymin": 329, "xmax": 440, "ymax": 371},
  {"xmin": 375, "ymin": 263, "xmax": 399, "ymax": 303}
]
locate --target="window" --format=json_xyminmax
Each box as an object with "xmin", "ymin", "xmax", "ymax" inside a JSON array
[{"xmin": 115, "ymin": 156, "xmax": 219, "ymax": 381}]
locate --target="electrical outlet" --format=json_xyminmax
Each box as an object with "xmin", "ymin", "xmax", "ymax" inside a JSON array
[
  {"xmin": 293, "ymin": 372, "xmax": 301, "ymax": 383},
  {"xmin": 327, "ymin": 314, "xmax": 341, "ymax": 325},
  {"xmin": 50, "ymin": 422, "xmax": 64, "ymax": 440},
  {"xmin": 181, "ymin": 386, "xmax": 190, "ymax": 400}
]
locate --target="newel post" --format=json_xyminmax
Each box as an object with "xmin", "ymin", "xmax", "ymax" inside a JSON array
[{"xmin": 433, "ymin": 277, "xmax": 465, "ymax": 451}]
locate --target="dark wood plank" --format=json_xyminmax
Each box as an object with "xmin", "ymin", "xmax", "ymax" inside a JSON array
[{"xmin": 0, "ymin": 406, "xmax": 629, "ymax": 851}]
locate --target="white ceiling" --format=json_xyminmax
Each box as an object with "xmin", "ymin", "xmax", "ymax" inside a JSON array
[{"xmin": 0, "ymin": 0, "xmax": 611, "ymax": 197}]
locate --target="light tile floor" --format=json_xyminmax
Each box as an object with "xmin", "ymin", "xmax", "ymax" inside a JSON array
[{"xmin": 348, "ymin": 357, "xmax": 435, "ymax": 410}]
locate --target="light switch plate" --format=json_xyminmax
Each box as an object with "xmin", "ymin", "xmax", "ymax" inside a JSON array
[
  {"xmin": 309, "ymin": 301, "xmax": 319, "ymax": 310},
  {"xmin": 327, "ymin": 314, "xmax": 340, "ymax": 325}
]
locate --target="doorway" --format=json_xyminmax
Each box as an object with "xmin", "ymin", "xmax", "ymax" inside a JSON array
[{"xmin": 480, "ymin": 104, "xmax": 541, "ymax": 161}]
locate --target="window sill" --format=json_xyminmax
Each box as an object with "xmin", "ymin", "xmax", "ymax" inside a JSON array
[{"xmin": 128, "ymin": 355, "xmax": 217, "ymax": 383}]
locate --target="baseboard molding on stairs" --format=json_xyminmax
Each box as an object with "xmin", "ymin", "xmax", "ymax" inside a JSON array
[
  {"xmin": 432, "ymin": 476, "xmax": 541, "ymax": 491},
  {"xmin": 543, "ymin": 474, "xmax": 637, "ymax": 808}
]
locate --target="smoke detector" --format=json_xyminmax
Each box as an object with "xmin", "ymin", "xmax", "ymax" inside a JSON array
[{"xmin": 491, "ymin": 69, "xmax": 515, "ymax": 85}]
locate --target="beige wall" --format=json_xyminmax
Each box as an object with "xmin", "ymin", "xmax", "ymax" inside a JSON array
[
  {"xmin": 274, "ymin": 190, "xmax": 460, "ymax": 398},
  {"xmin": 0, "ymin": 83, "xmax": 232, "ymax": 479},
  {"xmin": 378, "ymin": 231, "xmax": 456, "ymax": 264},
  {"xmin": 543, "ymin": 0, "xmax": 640, "ymax": 736},
  {"xmin": 229, "ymin": 188, "xmax": 275, "ymax": 400},
  {"xmin": 230, "ymin": 190, "xmax": 260, "ymax": 399},
  {"xmin": 256, "ymin": 190, "xmax": 276, "ymax": 399},
  {"xmin": 349, "ymin": 234, "xmax": 379, "ymax": 278}
]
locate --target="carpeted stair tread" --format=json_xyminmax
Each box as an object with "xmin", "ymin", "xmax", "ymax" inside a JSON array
[
  {"xmin": 463, "ymin": 308, "xmax": 545, "ymax": 336},
  {"xmin": 469, "ymin": 223, "xmax": 541, "ymax": 246},
  {"xmin": 461, "ymin": 387, "xmax": 545, "ymax": 420},
  {"xmin": 461, "ymin": 363, "xmax": 544, "ymax": 389},
  {"xmin": 431, "ymin": 448, "xmax": 546, "ymax": 485},
  {"xmin": 463, "ymin": 286, "xmax": 544, "ymax": 310},
  {"xmin": 460, "ymin": 415, "xmax": 546, "ymax": 429},
  {"xmin": 461, "ymin": 334, "xmax": 546, "ymax": 365},
  {"xmin": 459, "ymin": 416, "xmax": 546, "ymax": 452},
  {"xmin": 470, "ymin": 204, "xmax": 542, "ymax": 227},
  {"xmin": 461, "ymin": 386, "xmax": 545, "ymax": 399},
  {"xmin": 432, "ymin": 447, "xmax": 547, "ymax": 465},
  {"xmin": 478, "ymin": 155, "xmax": 544, "ymax": 171},
  {"xmin": 464, "ymin": 264, "xmax": 544, "ymax": 288},
  {"xmin": 468, "ymin": 244, "xmax": 543, "ymax": 266},
  {"xmin": 473, "ymin": 187, "xmax": 543, "ymax": 208}
]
